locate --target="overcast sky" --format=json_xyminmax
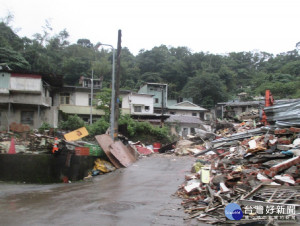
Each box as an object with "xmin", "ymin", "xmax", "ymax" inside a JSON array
[{"xmin": 1, "ymin": 0, "xmax": 299, "ymax": 55}]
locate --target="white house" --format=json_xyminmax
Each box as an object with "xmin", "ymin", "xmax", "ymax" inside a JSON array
[
  {"xmin": 54, "ymin": 83, "xmax": 104, "ymax": 123},
  {"xmin": 138, "ymin": 83, "xmax": 168, "ymax": 114},
  {"xmin": 121, "ymin": 92, "xmax": 154, "ymax": 115},
  {"xmin": 166, "ymin": 115, "xmax": 204, "ymax": 138},
  {"xmin": 167, "ymin": 101, "xmax": 211, "ymax": 121}
]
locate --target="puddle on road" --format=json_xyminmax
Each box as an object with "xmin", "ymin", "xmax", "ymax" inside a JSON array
[
  {"xmin": 97, "ymin": 201, "xmax": 148, "ymax": 214},
  {"xmin": 98, "ymin": 201, "xmax": 135, "ymax": 213}
]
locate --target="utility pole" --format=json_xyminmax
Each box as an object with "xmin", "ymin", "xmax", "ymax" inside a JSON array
[
  {"xmin": 89, "ymin": 69, "xmax": 94, "ymax": 125},
  {"xmin": 113, "ymin": 29, "xmax": 122, "ymax": 140},
  {"xmin": 160, "ymin": 85, "xmax": 164, "ymax": 127}
]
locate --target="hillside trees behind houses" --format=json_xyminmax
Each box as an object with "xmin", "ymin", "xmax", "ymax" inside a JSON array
[{"xmin": 1, "ymin": 21, "xmax": 300, "ymax": 107}]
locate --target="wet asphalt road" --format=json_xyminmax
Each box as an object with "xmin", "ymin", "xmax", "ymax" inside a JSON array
[{"xmin": 0, "ymin": 154, "xmax": 202, "ymax": 226}]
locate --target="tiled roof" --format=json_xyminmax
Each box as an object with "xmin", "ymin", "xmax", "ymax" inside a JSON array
[
  {"xmin": 167, "ymin": 101, "xmax": 207, "ymax": 111},
  {"xmin": 165, "ymin": 115, "xmax": 203, "ymax": 124}
]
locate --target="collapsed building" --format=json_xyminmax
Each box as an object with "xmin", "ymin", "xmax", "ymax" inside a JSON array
[{"xmin": 174, "ymin": 97, "xmax": 300, "ymax": 224}]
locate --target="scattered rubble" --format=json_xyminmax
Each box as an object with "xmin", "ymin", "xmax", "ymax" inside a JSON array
[{"xmin": 174, "ymin": 122, "xmax": 300, "ymax": 224}]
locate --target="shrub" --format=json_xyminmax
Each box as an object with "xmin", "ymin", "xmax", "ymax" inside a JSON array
[
  {"xmin": 86, "ymin": 118, "xmax": 110, "ymax": 136},
  {"xmin": 59, "ymin": 115, "xmax": 85, "ymax": 131},
  {"xmin": 118, "ymin": 114, "xmax": 171, "ymax": 143},
  {"xmin": 38, "ymin": 122, "xmax": 51, "ymax": 133}
]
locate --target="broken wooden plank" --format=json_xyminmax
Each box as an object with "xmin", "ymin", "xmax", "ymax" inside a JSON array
[
  {"xmin": 110, "ymin": 140, "xmax": 137, "ymax": 167},
  {"xmin": 95, "ymin": 134, "xmax": 123, "ymax": 168}
]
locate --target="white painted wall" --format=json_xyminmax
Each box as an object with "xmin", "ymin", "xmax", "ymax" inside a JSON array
[
  {"xmin": 121, "ymin": 94, "xmax": 130, "ymax": 108},
  {"xmin": 122, "ymin": 93, "xmax": 154, "ymax": 114},
  {"xmin": 10, "ymin": 77, "xmax": 42, "ymax": 93},
  {"xmin": 74, "ymin": 92, "xmax": 89, "ymax": 106},
  {"xmin": 169, "ymin": 123, "xmax": 198, "ymax": 138},
  {"xmin": 130, "ymin": 94, "xmax": 153, "ymax": 114}
]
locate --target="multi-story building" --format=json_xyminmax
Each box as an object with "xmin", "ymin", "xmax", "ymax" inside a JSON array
[
  {"xmin": 138, "ymin": 83, "xmax": 168, "ymax": 114},
  {"xmin": 121, "ymin": 92, "xmax": 154, "ymax": 115},
  {"xmin": 53, "ymin": 77, "xmax": 104, "ymax": 123},
  {"xmin": 0, "ymin": 71, "xmax": 58, "ymax": 130}
]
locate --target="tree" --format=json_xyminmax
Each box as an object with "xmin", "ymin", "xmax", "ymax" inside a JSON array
[
  {"xmin": 62, "ymin": 56, "xmax": 91, "ymax": 85},
  {"xmin": 96, "ymin": 88, "xmax": 112, "ymax": 120},
  {"xmin": 256, "ymin": 81, "xmax": 297, "ymax": 99},
  {"xmin": 0, "ymin": 22, "xmax": 23, "ymax": 51},
  {"xmin": 280, "ymin": 61, "xmax": 300, "ymax": 76},
  {"xmin": 140, "ymin": 72, "xmax": 162, "ymax": 83},
  {"xmin": 0, "ymin": 47, "xmax": 30, "ymax": 71},
  {"xmin": 182, "ymin": 72, "xmax": 227, "ymax": 108},
  {"xmin": 1, "ymin": 11, "xmax": 14, "ymax": 26},
  {"xmin": 32, "ymin": 19, "xmax": 53, "ymax": 46},
  {"xmin": 77, "ymin": 39, "xmax": 93, "ymax": 48},
  {"xmin": 136, "ymin": 45, "xmax": 170, "ymax": 74},
  {"xmin": 217, "ymin": 65, "xmax": 236, "ymax": 92}
]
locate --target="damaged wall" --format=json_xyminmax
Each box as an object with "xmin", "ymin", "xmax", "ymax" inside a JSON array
[{"xmin": 0, "ymin": 105, "xmax": 53, "ymax": 130}]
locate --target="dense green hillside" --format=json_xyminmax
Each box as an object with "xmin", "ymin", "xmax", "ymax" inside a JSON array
[{"xmin": 1, "ymin": 22, "xmax": 300, "ymax": 108}]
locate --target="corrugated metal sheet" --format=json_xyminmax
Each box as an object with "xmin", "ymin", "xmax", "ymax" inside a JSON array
[{"xmin": 264, "ymin": 100, "xmax": 300, "ymax": 127}]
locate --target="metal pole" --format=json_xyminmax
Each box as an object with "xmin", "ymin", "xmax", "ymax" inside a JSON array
[
  {"xmin": 98, "ymin": 43, "xmax": 115, "ymax": 140},
  {"xmin": 90, "ymin": 69, "xmax": 94, "ymax": 125},
  {"xmin": 114, "ymin": 30, "xmax": 122, "ymax": 140},
  {"xmin": 111, "ymin": 47, "xmax": 115, "ymax": 140}
]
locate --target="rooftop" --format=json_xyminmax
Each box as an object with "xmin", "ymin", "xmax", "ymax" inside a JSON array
[{"xmin": 166, "ymin": 115, "xmax": 203, "ymax": 124}]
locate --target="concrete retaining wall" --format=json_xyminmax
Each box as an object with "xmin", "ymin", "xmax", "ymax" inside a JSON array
[{"xmin": 0, "ymin": 153, "xmax": 96, "ymax": 183}]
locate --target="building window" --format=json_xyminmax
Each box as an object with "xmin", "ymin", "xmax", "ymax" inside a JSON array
[
  {"xmin": 182, "ymin": 128, "xmax": 188, "ymax": 137},
  {"xmin": 242, "ymin": 107, "xmax": 247, "ymax": 112},
  {"xmin": 21, "ymin": 111, "xmax": 34, "ymax": 125},
  {"xmin": 83, "ymin": 80, "xmax": 89, "ymax": 87},
  {"xmin": 60, "ymin": 93, "xmax": 70, "ymax": 104},
  {"xmin": 191, "ymin": 128, "xmax": 196, "ymax": 134},
  {"xmin": 94, "ymin": 80, "xmax": 101, "ymax": 88},
  {"xmin": 88, "ymin": 94, "xmax": 97, "ymax": 106},
  {"xmin": 84, "ymin": 79, "xmax": 101, "ymax": 88},
  {"xmin": 192, "ymin": 112, "xmax": 197, "ymax": 116},
  {"xmin": 145, "ymin": 106, "xmax": 150, "ymax": 112},
  {"xmin": 200, "ymin": 112, "xmax": 205, "ymax": 120},
  {"xmin": 134, "ymin": 106, "xmax": 142, "ymax": 112},
  {"xmin": 155, "ymin": 98, "xmax": 159, "ymax": 103}
]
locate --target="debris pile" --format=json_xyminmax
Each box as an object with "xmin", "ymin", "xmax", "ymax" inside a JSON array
[
  {"xmin": 176, "ymin": 125, "xmax": 300, "ymax": 224},
  {"xmin": 237, "ymin": 109, "xmax": 259, "ymax": 121},
  {"xmin": 0, "ymin": 132, "xmax": 56, "ymax": 154}
]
